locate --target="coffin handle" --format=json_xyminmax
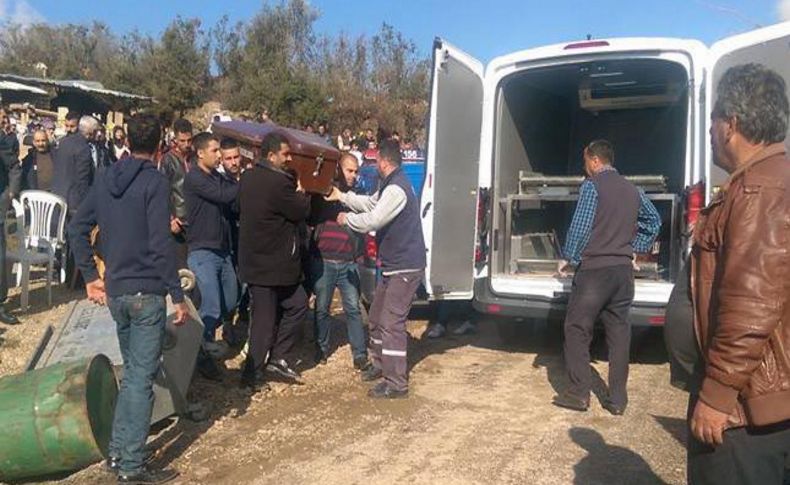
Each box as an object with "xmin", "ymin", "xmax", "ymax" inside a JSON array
[{"xmin": 312, "ymin": 154, "xmax": 325, "ymax": 177}]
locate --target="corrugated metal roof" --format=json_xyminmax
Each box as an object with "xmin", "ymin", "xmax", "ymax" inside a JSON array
[
  {"xmin": 0, "ymin": 73, "xmax": 153, "ymax": 101},
  {"xmin": 0, "ymin": 80, "xmax": 48, "ymax": 95}
]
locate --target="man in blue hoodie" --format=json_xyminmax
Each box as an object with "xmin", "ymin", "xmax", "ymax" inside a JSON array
[{"xmin": 70, "ymin": 114, "xmax": 187, "ymax": 485}]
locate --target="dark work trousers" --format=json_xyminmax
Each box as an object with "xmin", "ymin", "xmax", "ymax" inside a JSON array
[
  {"xmin": 687, "ymin": 395, "xmax": 790, "ymax": 485},
  {"xmin": 368, "ymin": 270, "xmax": 423, "ymax": 392},
  {"xmin": 173, "ymin": 232, "xmax": 188, "ymax": 271},
  {"xmin": 247, "ymin": 284, "xmax": 307, "ymax": 369},
  {"xmin": 563, "ymin": 264, "xmax": 634, "ymax": 407}
]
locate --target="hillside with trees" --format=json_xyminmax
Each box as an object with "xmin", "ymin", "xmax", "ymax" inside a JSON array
[{"xmin": 0, "ymin": 0, "xmax": 430, "ymax": 138}]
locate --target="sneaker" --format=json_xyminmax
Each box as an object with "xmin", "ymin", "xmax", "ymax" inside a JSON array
[
  {"xmin": 452, "ymin": 321, "xmax": 477, "ymax": 336},
  {"xmin": 367, "ymin": 381, "xmax": 408, "ymax": 399},
  {"xmin": 117, "ymin": 466, "xmax": 178, "ymax": 484},
  {"xmin": 360, "ymin": 365, "xmax": 383, "ymax": 382},
  {"xmin": 424, "ymin": 323, "xmax": 446, "ymax": 339},
  {"xmin": 105, "ymin": 452, "xmax": 155, "ymax": 474}
]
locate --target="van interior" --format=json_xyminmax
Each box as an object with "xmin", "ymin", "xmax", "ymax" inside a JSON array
[{"xmin": 491, "ymin": 58, "xmax": 689, "ymax": 283}]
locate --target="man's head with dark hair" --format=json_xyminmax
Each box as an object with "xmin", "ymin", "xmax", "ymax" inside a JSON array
[
  {"xmin": 126, "ymin": 114, "xmax": 162, "ymax": 156},
  {"xmin": 65, "ymin": 111, "xmax": 80, "ymax": 134},
  {"xmin": 172, "ymin": 118, "xmax": 193, "ymax": 155},
  {"xmin": 262, "ymin": 132, "xmax": 291, "ymax": 170},
  {"xmin": 220, "ymin": 137, "xmax": 239, "ymax": 151},
  {"xmin": 193, "ymin": 132, "xmax": 220, "ymax": 171},
  {"xmin": 583, "ymin": 139, "xmax": 614, "ymax": 178},
  {"xmin": 193, "ymin": 132, "xmax": 218, "ymax": 153},
  {"xmin": 711, "ymin": 63, "xmax": 789, "ymax": 173},
  {"xmin": 220, "ymin": 137, "xmax": 242, "ymax": 178},
  {"xmin": 172, "ymin": 118, "xmax": 193, "ymax": 135},
  {"xmin": 377, "ymin": 138, "xmax": 402, "ymax": 178}
]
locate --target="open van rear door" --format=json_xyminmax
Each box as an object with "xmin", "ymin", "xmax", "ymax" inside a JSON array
[
  {"xmin": 421, "ymin": 39, "xmax": 484, "ymax": 299},
  {"xmin": 705, "ymin": 22, "xmax": 790, "ymax": 190}
]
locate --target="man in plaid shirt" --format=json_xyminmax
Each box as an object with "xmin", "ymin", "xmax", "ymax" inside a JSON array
[{"xmin": 553, "ymin": 140, "xmax": 661, "ymax": 415}]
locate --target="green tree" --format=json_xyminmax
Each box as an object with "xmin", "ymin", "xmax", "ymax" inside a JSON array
[{"xmin": 148, "ymin": 17, "xmax": 210, "ymax": 115}]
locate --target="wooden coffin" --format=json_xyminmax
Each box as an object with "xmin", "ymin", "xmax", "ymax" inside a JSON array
[{"xmin": 212, "ymin": 120, "xmax": 340, "ymax": 194}]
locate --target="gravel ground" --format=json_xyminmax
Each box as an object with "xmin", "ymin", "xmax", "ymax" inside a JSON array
[{"xmin": 0, "ymin": 285, "xmax": 689, "ymax": 485}]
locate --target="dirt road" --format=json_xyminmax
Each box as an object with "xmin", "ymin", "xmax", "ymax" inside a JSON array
[{"xmin": 0, "ymin": 286, "xmax": 688, "ymax": 485}]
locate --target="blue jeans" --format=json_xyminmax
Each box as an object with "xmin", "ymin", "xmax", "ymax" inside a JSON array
[
  {"xmin": 107, "ymin": 293, "xmax": 166, "ymax": 474},
  {"xmin": 311, "ymin": 258, "xmax": 367, "ymax": 360},
  {"xmin": 188, "ymin": 249, "xmax": 239, "ymax": 341}
]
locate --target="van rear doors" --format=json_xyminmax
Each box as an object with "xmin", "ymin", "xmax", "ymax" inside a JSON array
[
  {"xmin": 421, "ymin": 39, "xmax": 484, "ymax": 300},
  {"xmin": 705, "ymin": 22, "xmax": 790, "ymax": 193}
]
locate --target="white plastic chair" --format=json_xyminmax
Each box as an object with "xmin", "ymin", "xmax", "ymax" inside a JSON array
[{"xmin": 10, "ymin": 190, "xmax": 68, "ymax": 309}]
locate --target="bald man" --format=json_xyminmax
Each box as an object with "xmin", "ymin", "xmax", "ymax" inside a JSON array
[
  {"xmin": 20, "ymin": 129, "xmax": 54, "ymax": 192},
  {"xmin": 308, "ymin": 153, "xmax": 369, "ymax": 370}
]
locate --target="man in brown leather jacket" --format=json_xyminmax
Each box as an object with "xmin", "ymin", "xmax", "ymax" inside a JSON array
[{"xmin": 688, "ymin": 63, "xmax": 790, "ymax": 484}]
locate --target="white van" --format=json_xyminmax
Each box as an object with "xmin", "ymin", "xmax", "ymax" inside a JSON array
[{"xmin": 420, "ymin": 22, "xmax": 790, "ymax": 326}]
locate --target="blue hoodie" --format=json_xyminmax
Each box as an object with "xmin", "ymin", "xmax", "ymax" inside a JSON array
[{"xmin": 70, "ymin": 157, "xmax": 184, "ymax": 302}]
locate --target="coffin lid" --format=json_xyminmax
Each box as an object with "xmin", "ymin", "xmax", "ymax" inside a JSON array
[{"xmin": 212, "ymin": 120, "xmax": 340, "ymax": 160}]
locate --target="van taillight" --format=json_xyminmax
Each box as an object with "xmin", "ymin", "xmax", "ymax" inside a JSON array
[
  {"xmin": 563, "ymin": 40, "xmax": 610, "ymax": 50},
  {"xmin": 685, "ymin": 182, "xmax": 705, "ymax": 231},
  {"xmin": 365, "ymin": 234, "xmax": 378, "ymax": 259}
]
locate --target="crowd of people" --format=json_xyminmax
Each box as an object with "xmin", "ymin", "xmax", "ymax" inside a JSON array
[
  {"xmin": 39, "ymin": 108, "xmax": 426, "ymax": 482},
  {"xmin": 0, "ymin": 61, "xmax": 787, "ymax": 485}
]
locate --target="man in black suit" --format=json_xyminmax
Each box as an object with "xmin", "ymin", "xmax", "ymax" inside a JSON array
[
  {"xmin": 237, "ymin": 132, "xmax": 310, "ymax": 391},
  {"xmin": 0, "ymin": 108, "xmax": 21, "ymax": 324},
  {"xmin": 52, "ymin": 115, "xmax": 96, "ymax": 216}
]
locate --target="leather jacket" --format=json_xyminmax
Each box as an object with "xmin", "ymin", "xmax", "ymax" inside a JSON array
[
  {"xmin": 691, "ymin": 143, "xmax": 790, "ymax": 428},
  {"xmin": 159, "ymin": 148, "xmax": 192, "ymax": 220}
]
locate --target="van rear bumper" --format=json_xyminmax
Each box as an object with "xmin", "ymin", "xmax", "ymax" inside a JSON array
[{"xmin": 472, "ymin": 278, "xmax": 666, "ymax": 327}]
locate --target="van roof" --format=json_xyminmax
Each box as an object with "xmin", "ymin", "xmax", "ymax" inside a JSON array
[{"xmin": 486, "ymin": 37, "xmax": 706, "ymax": 76}]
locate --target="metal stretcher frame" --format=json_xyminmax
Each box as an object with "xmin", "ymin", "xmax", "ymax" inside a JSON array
[{"xmin": 502, "ymin": 192, "xmax": 680, "ymax": 281}]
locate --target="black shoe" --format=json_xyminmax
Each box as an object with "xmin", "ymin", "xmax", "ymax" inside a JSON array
[
  {"xmin": 353, "ymin": 356, "xmax": 371, "ymax": 371},
  {"xmin": 424, "ymin": 323, "xmax": 446, "ymax": 339},
  {"xmin": 360, "ymin": 365, "xmax": 382, "ymax": 382},
  {"xmin": 368, "ymin": 381, "xmax": 408, "ymax": 399},
  {"xmin": 602, "ymin": 400, "xmax": 627, "ymax": 416},
  {"xmin": 117, "ymin": 466, "xmax": 178, "ymax": 484},
  {"xmin": 0, "ymin": 308, "xmax": 19, "ymax": 325},
  {"xmin": 239, "ymin": 371, "xmax": 271, "ymax": 393},
  {"xmin": 314, "ymin": 348, "xmax": 328, "ymax": 365},
  {"xmin": 552, "ymin": 392, "xmax": 589, "ymax": 412},
  {"xmin": 196, "ymin": 353, "xmax": 222, "ymax": 382},
  {"xmin": 105, "ymin": 452, "xmax": 155, "ymax": 474},
  {"xmin": 265, "ymin": 359, "xmax": 301, "ymax": 381}
]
